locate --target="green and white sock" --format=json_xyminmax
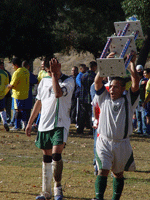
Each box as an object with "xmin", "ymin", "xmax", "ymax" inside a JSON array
[
  {"xmin": 95, "ymin": 175, "xmax": 107, "ymax": 200},
  {"xmin": 112, "ymin": 177, "xmax": 124, "ymax": 200}
]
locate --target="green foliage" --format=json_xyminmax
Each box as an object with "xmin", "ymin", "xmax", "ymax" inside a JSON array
[
  {"xmin": 0, "ymin": 0, "xmax": 126, "ymax": 59},
  {"xmin": 122, "ymin": 0, "xmax": 150, "ymax": 33},
  {"xmin": 0, "ymin": 0, "xmax": 58, "ymax": 59},
  {"xmin": 54, "ymin": 0, "xmax": 125, "ymax": 58}
]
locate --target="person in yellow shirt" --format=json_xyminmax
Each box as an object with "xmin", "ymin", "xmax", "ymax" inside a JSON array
[
  {"xmin": 0, "ymin": 61, "xmax": 9, "ymax": 131},
  {"xmin": 5, "ymin": 57, "xmax": 30, "ymax": 131},
  {"xmin": 37, "ymin": 60, "xmax": 48, "ymax": 83},
  {"xmin": 143, "ymin": 68, "xmax": 150, "ymax": 136}
]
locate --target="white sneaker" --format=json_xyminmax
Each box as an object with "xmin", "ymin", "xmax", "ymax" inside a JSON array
[
  {"xmin": 54, "ymin": 186, "xmax": 63, "ymax": 200},
  {"xmin": 10, "ymin": 127, "xmax": 20, "ymax": 131}
]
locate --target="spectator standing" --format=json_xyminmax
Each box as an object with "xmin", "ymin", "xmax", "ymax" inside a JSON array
[
  {"xmin": 142, "ymin": 68, "xmax": 150, "ymax": 135},
  {"xmin": 135, "ymin": 65, "xmax": 147, "ymax": 135},
  {"xmin": 75, "ymin": 64, "xmax": 87, "ymax": 128},
  {"xmin": 0, "ymin": 60, "xmax": 12, "ymax": 123},
  {"xmin": 25, "ymin": 58, "xmax": 75, "ymax": 200},
  {"xmin": 37, "ymin": 60, "xmax": 48, "ymax": 83},
  {"xmin": 22, "ymin": 60, "xmax": 38, "ymax": 124},
  {"xmin": 77, "ymin": 61, "xmax": 97, "ymax": 134},
  {"xmin": 5, "ymin": 57, "xmax": 30, "ymax": 131},
  {"xmin": 70, "ymin": 66, "xmax": 78, "ymax": 124},
  {"xmin": 0, "ymin": 61, "xmax": 9, "ymax": 131}
]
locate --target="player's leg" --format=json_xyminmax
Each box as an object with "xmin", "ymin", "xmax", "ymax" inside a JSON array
[
  {"xmin": 52, "ymin": 127, "xmax": 67, "ymax": 200},
  {"xmin": 52, "ymin": 144, "xmax": 65, "ymax": 200},
  {"xmin": 92, "ymin": 169, "xmax": 109, "ymax": 200},
  {"xmin": 36, "ymin": 149, "xmax": 53, "ymax": 200},
  {"xmin": 35, "ymin": 131, "xmax": 53, "ymax": 200},
  {"xmin": 93, "ymin": 137, "xmax": 113, "ymax": 200},
  {"xmin": 0, "ymin": 98, "xmax": 9, "ymax": 131},
  {"xmin": 112, "ymin": 172, "xmax": 124, "ymax": 200}
]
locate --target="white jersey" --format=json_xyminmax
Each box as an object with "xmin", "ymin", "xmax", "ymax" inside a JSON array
[
  {"xmin": 94, "ymin": 86, "xmax": 139, "ymax": 140},
  {"xmin": 36, "ymin": 74, "xmax": 75, "ymax": 132}
]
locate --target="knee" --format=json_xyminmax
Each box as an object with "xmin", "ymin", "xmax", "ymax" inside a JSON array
[
  {"xmin": 98, "ymin": 169, "xmax": 109, "ymax": 177},
  {"xmin": 52, "ymin": 153, "xmax": 62, "ymax": 161},
  {"xmin": 113, "ymin": 171, "xmax": 124, "ymax": 179},
  {"xmin": 43, "ymin": 155, "xmax": 52, "ymax": 163}
]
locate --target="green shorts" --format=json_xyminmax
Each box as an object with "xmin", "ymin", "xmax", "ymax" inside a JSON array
[{"xmin": 35, "ymin": 127, "xmax": 64, "ymax": 149}]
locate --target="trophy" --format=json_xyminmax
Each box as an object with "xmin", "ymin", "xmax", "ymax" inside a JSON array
[{"xmin": 97, "ymin": 18, "xmax": 144, "ymax": 77}]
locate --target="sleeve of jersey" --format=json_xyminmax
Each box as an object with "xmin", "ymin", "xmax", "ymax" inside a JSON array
[
  {"xmin": 61, "ymin": 77, "xmax": 75, "ymax": 97},
  {"xmin": 127, "ymin": 88, "xmax": 140, "ymax": 108},
  {"xmin": 146, "ymin": 80, "xmax": 150, "ymax": 93},
  {"xmin": 95, "ymin": 85, "xmax": 108, "ymax": 107},
  {"xmin": 10, "ymin": 72, "xmax": 19, "ymax": 87},
  {"xmin": 36, "ymin": 80, "xmax": 43, "ymax": 100}
]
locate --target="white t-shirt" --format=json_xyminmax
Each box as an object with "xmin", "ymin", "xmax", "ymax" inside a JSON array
[
  {"xmin": 94, "ymin": 86, "xmax": 139, "ymax": 140},
  {"xmin": 36, "ymin": 74, "xmax": 75, "ymax": 132}
]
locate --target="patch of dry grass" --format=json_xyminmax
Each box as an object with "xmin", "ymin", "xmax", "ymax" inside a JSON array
[{"xmin": 0, "ymin": 124, "xmax": 150, "ymax": 200}]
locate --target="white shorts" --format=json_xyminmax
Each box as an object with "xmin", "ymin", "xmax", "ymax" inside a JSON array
[{"xmin": 96, "ymin": 135, "xmax": 136, "ymax": 174}]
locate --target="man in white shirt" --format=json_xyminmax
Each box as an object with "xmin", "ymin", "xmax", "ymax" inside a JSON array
[
  {"xmin": 26, "ymin": 58, "xmax": 75, "ymax": 200},
  {"xmin": 92, "ymin": 52, "xmax": 139, "ymax": 200}
]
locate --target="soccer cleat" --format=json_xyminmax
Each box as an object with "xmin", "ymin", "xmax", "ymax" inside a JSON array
[
  {"xmin": 54, "ymin": 186, "xmax": 63, "ymax": 200},
  {"xmin": 36, "ymin": 196, "xmax": 46, "ymax": 200},
  {"xmin": 4, "ymin": 123, "xmax": 9, "ymax": 132},
  {"xmin": 10, "ymin": 127, "xmax": 20, "ymax": 131},
  {"xmin": 54, "ymin": 195, "xmax": 63, "ymax": 200},
  {"xmin": 36, "ymin": 195, "xmax": 51, "ymax": 200}
]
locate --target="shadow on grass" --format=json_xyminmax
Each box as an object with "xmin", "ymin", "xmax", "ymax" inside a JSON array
[
  {"xmin": 63, "ymin": 197, "xmax": 91, "ymax": 200},
  {"xmin": 135, "ymin": 170, "xmax": 150, "ymax": 173},
  {"xmin": 125, "ymin": 177, "xmax": 150, "ymax": 183},
  {"xmin": 130, "ymin": 134, "xmax": 150, "ymax": 142},
  {"xmin": 0, "ymin": 191, "xmax": 91, "ymax": 200},
  {"xmin": 0, "ymin": 190, "xmax": 37, "ymax": 196}
]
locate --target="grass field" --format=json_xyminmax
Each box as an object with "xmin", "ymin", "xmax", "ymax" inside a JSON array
[{"xmin": 0, "ymin": 124, "xmax": 150, "ymax": 200}]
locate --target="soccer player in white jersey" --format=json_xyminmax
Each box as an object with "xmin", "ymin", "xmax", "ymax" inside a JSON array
[
  {"xmin": 25, "ymin": 58, "xmax": 75, "ymax": 200},
  {"xmin": 92, "ymin": 52, "xmax": 139, "ymax": 200}
]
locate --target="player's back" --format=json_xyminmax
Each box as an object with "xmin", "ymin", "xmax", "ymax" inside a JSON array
[{"xmin": 11, "ymin": 67, "xmax": 30, "ymax": 100}]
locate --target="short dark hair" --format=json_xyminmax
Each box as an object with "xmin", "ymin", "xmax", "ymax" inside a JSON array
[
  {"xmin": 44, "ymin": 57, "xmax": 59, "ymax": 69},
  {"xmin": 22, "ymin": 60, "xmax": 29, "ymax": 68},
  {"xmin": 89, "ymin": 61, "xmax": 97, "ymax": 69},
  {"xmin": 111, "ymin": 76, "xmax": 126, "ymax": 87},
  {"xmin": 12, "ymin": 57, "xmax": 22, "ymax": 67},
  {"xmin": 144, "ymin": 68, "xmax": 150, "ymax": 73},
  {"xmin": 79, "ymin": 64, "xmax": 86, "ymax": 69}
]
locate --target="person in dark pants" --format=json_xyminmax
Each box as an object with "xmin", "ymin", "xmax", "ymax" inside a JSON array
[
  {"xmin": 77, "ymin": 61, "xmax": 97, "ymax": 134},
  {"xmin": 70, "ymin": 66, "xmax": 78, "ymax": 124},
  {"xmin": 22, "ymin": 60, "xmax": 38, "ymax": 125},
  {"xmin": 0, "ymin": 60, "xmax": 12, "ymax": 123}
]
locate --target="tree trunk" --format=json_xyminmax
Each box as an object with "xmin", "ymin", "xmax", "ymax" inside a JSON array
[{"xmin": 136, "ymin": 27, "xmax": 150, "ymax": 67}]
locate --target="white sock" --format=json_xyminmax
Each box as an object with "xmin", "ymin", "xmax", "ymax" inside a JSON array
[
  {"xmin": 52, "ymin": 160, "xmax": 63, "ymax": 190},
  {"xmin": 42, "ymin": 162, "xmax": 52, "ymax": 198},
  {"xmin": 0, "ymin": 111, "xmax": 7, "ymax": 125}
]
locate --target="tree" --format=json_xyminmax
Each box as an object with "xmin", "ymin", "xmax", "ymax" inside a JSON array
[
  {"xmin": 53, "ymin": 0, "xmax": 125, "ymax": 58},
  {"xmin": 0, "ymin": 0, "xmax": 58, "ymax": 60},
  {"xmin": 122, "ymin": 0, "xmax": 150, "ymax": 66}
]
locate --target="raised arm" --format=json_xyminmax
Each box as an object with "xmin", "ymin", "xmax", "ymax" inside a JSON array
[
  {"xmin": 95, "ymin": 52, "xmax": 115, "ymax": 91},
  {"xmin": 129, "ymin": 52, "xmax": 140, "ymax": 93},
  {"xmin": 50, "ymin": 58, "xmax": 63, "ymax": 98},
  {"xmin": 94, "ymin": 72, "xmax": 104, "ymax": 91}
]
